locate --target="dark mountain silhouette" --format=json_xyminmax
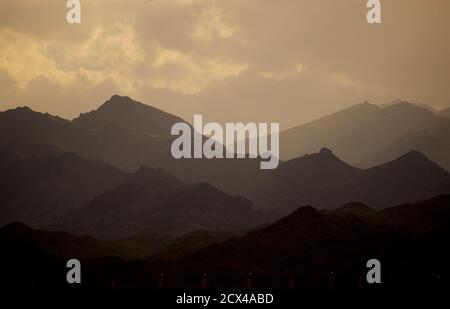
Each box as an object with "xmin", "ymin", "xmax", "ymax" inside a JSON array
[
  {"xmin": 329, "ymin": 195, "xmax": 450, "ymax": 232},
  {"xmin": 247, "ymin": 148, "xmax": 450, "ymax": 213},
  {"xmin": 0, "ymin": 97, "xmax": 261, "ymax": 194},
  {"xmin": 0, "ymin": 221, "xmax": 120, "ymax": 259},
  {"xmin": 107, "ymin": 232, "xmax": 175, "ymax": 260},
  {"xmin": 247, "ymin": 148, "xmax": 360, "ymax": 212},
  {"xmin": 0, "ymin": 98, "xmax": 174, "ymax": 172},
  {"xmin": 72, "ymin": 96, "xmax": 262, "ymax": 195},
  {"xmin": 0, "ymin": 220, "xmax": 240, "ymax": 262},
  {"xmin": 1, "ymin": 195, "xmax": 449, "ymax": 288},
  {"xmin": 354, "ymin": 151, "xmax": 449, "ymax": 207},
  {"xmin": 0, "ymin": 221, "xmax": 234, "ymax": 262},
  {"xmin": 0, "ymin": 153, "xmax": 127, "ymax": 226},
  {"xmin": 149, "ymin": 230, "xmax": 238, "ymax": 262},
  {"xmin": 380, "ymin": 195, "xmax": 450, "ymax": 234},
  {"xmin": 0, "ymin": 137, "xmax": 61, "ymax": 170},
  {"xmin": 328, "ymin": 202, "xmax": 382, "ymax": 222},
  {"xmin": 280, "ymin": 101, "xmax": 449, "ymax": 164},
  {"xmin": 5, "ymin": 96, "xmax": 450, "ymax": 204},
  {"xmin": 1, "ymin": 96, "xmax": 450, "ymax": 219},
  {"xmin": 73, "ymin": 95, "xmax": 185, "ymax": 136},
  {"xmin": 153, "ymin": 195, "xmax": 450, "ymax": 288},
  {"xmin": 46, "ymin": 166, "xmax": 267, "ymax": 239}
]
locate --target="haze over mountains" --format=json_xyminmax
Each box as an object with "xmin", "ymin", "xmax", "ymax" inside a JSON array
[
  {"xmin": 280, "ymin": 101, "xmax": 450, "ymax": 171},
  {"xmin": 247, "ymin": 148, "xmax": 450, "ymax": 213},
  {"xmin": 439, "ymin": 107, "xmax": 450, "ymax": 119},
  {"xmin": 45, "ymin": 166, "xmax": 265, "ymax": 239},
  {"xmin": 0, "ymin": 153, "xmax": 127, "ymax": 227},
  {"xmin": 1, "ymin": 95, "xmax": 450, "ymax": 221},
  {"xmin": 1, "ymin": 95, "xmax": 450, "ymax": 288}
]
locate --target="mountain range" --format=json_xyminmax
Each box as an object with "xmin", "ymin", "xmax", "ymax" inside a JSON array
[
  {"xmin": 280, "ymin": 101, "xmax": 450, "ymax": 170},
  {"xmin": 44, "ymin": 166, "xmax": 266, "ymax": 239},
  {"xmin": 2, "ymin": 195, "xmax": 448, "ymax": 288},
  {"xmin": 150, "ymin": 194, "xmax": 450, "ymax": 288},
  {"xmin": 2, "ymin": 95, "xmax": 450, "ymax": 224},
  {"xmin": 246, "ymin": 148, "xmax": 450, "ymax": 213},
  {"xmin": 0, "ymin": 152, "xmax": 127, "ymax": 227}
]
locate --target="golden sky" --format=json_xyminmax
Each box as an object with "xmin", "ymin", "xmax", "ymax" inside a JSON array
[{"xmin": 0, "ymin": 0, "xmax": 449, "ymax": 129}]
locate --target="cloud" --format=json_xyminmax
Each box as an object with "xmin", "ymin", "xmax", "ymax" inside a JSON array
[
  {"xmin": 192, "ymin": 6, "xmax": 238, "ymax": 42},
  {"xmin": 149, "ymin": 45, "xmax": 248, "ymax": 94},
  {"xmin": 1, "ymin": 0, "xmax": 450, "ymax": 126},
  {"xmin": 329, "ymin": 73, "xmax": 358, "ymax": 88},
  {"xmin": 261, "ymin": 63, "xmax": 305, "ymax": 81}
]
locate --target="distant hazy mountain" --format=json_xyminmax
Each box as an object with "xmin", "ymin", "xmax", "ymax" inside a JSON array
[
  {"xmin": 280, "ymin": 101, "xmax": 449, "ymax": 164},
  {"xmin": 359, "ymin": 129, "xmax": 450, "ymax": 171},
  {"xmin": 439, "ymin": 107, "xmax": 450, "ymax": 119},
  {"xmin": 2, "ymin": 96, "xmax": 450, "ymax": 217},
  {"xmin": 0, "ymin": 153, "xmax": 127, "ymax": 226},
  {"xmin": 46, "ymin": 166, "xmax": 267, "ymax": 239},
  {"xmin": 247, "ymin": 148, "xmax": 450, "ymax": 213}
]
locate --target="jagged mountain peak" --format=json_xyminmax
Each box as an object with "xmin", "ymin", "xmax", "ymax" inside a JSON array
[
  {"xmin": 0, "ymin": 221, "xmax": 31, "ymax": 233},
  {"xmin": 73, "ymin": 95, "xmax": 184, "ymax": 136},
  {"xmin": 132, "ymin": 165, "xmax": 182, "ymax": 186},
  {"xmin": 284, "ymin": 147, "xmax": 357, "ymax": 171},
  {"xmin": 377, "ymin": 150, "xmax": 443, "ymax": 170},
  {"xmin": 333, "ymin": 202, "xmax": 378, "ymax": 219}
]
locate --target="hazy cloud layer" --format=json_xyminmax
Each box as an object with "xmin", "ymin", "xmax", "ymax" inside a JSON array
[{"xmin": 1, "ymin": 0, "xmax": 449, "ymax": 128}]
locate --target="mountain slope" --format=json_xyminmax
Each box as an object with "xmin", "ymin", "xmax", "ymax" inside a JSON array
[
  {"xmin": 353, "ymin": 151, "xmax": 450, "ymax": 207},
  {"xmin": 73, "ymin": 95, "xmax": 184, "ymax": 136},
  {"xmin": 439, "ymin": 107, "xmax": 450, "ymax": 119},
  {"xmin": 0, "ymin": 153, "xmax": 127, "ymax": 226},
  {"xmin": 280, "ymin": 101, "xmax": 449, "ymax": 164},
  {"xmin": 2, "ymin": 195, "xmax": 450, "ymax": 288},
  {"xmin": 0, "ymin": 106, "xmax": 88, "ymax": 152},
  {"xmin": 247, "ymin": 148, "xmax": 360, "ymax": 212},
  {"xmin": 248, "ymin": 149, "xmax": 450, "ymax": 213},
  {"xmin": 0, "ymin": 222, "xmax": 119, "ymax": 259},
  {"xmin": 0, "ymin": 97, "xmax": 260, "ymax": 195},
  {"xmin": 0, "ymin": 98, "xmax": 174, "ymax": 172},
  {"xmin": 47, "ymin": 166, "xmax": 267, "ymax": 239},
  {"xmin": 157, "ymin": 206, "xmax": 397, "ymax": 288},
  {"xmin": 359, "ymin": 129, "xmax": 450, "ymax": 170},
  {"xmin": 380, "ymin": 194, "xmax": 450, "ymax": 233},
  {"xmin": 0, "ymin": 137, "xmax": 61, "ymax": 171},
  {"xmin": 156, "ymin": 195, "xmax": 450, "ymax": 288}
]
